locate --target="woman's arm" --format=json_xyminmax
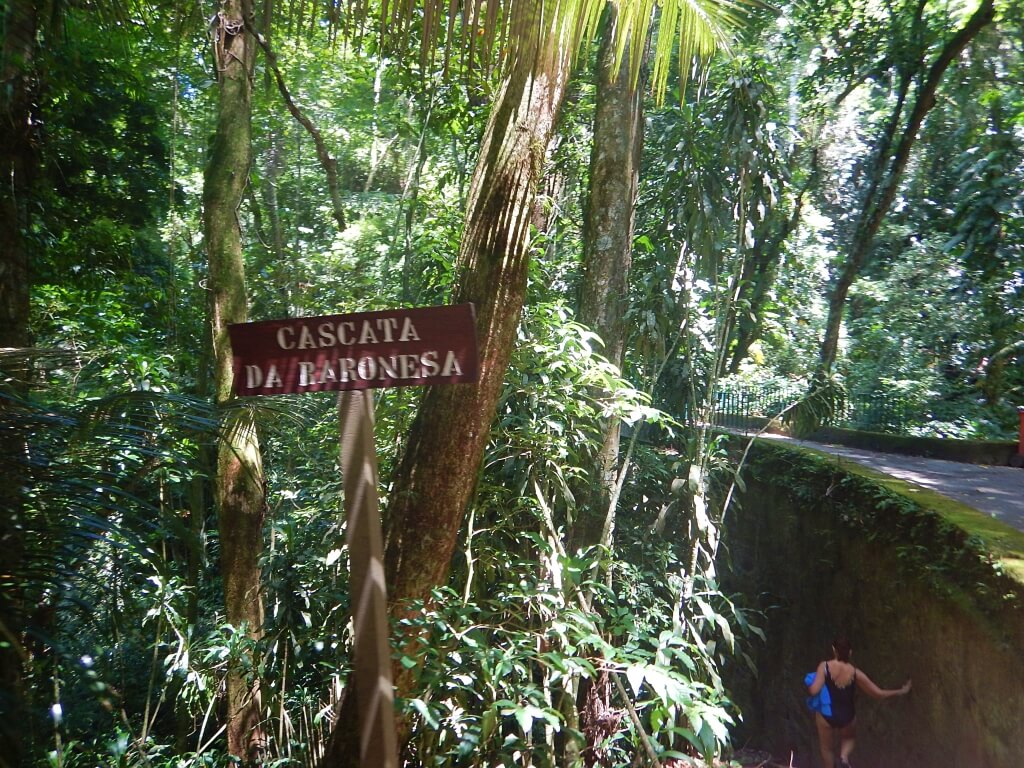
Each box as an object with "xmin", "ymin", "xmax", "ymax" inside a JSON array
[
  {"xmin": 856, "ymin": 669, "xmax": 912, "ymax": 700},
  {"xmin": 807, "ymin": 661, "xmax": 827, "ymax": 695}
]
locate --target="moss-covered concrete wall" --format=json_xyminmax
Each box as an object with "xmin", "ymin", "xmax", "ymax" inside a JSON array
[
  {"xmin": 717, "ymin": 417, "xmax": 1021, "ymax": 466},
  {"xmin": 721, "ymin": 441, "xmax": 1024, "ymax": 767}
]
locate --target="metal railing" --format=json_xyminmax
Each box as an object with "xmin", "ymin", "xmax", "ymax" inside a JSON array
[
  {"xmin": 710, "ymin": 384, "xmax": 916, "ymax": 435},
  {"xmin": 710, "ymin": 385, "xmax": 802, "ymax": 429}
]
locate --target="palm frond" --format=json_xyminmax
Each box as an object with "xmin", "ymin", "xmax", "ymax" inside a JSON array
[{"xmin": 354, "ymin": 0, "xmax": 752, "ymax": 100}]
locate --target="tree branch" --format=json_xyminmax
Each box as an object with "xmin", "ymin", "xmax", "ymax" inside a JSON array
[
  {"xmin": 867, "ymin": 0, "xmax": 996, "ymax": 243},
  {"xmin": 251, "ymin": 29, "xmax": 348, "ymax": 233}
]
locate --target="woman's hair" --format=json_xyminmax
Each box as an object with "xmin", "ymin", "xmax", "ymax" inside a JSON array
[{"xmin": 832, "ymin": 637, "xmax": 852, "ymax": 662}]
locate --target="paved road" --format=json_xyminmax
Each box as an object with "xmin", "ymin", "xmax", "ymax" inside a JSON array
[{"xmin": 748, "ymin": 432, "xmax": 1024, "ymax": 533}]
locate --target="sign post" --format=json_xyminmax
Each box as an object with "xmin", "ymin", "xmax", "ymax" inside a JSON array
[
  {"xmin": 338, "ymin": 389, "xmax": 398, "ymax": 768},
  {"xmin": 228, "ymin": 304, "xmax": 478, "ymax": 768}
]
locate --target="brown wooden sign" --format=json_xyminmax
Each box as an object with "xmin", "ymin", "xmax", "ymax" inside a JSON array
[
  {"xmin": 228, "ymin": 303, "xmax": 478, "ymax": 396},
  {"xmin": 228, "ymin": 303, "xmax": 478, "ymax": 768}
]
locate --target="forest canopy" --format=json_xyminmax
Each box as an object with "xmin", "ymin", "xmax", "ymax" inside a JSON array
[{"xmin": 1, "ymin": 0, "xmax": 1021, "ymax": 765}]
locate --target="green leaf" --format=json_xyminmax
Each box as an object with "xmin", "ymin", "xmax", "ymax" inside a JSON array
[
  {"xmin": 409, "ymin": 698, "xmax": 440, "ymax": 729},
  {"xmin": 625, "ymin": 664, "xmax": 646, "ymax": 695}
]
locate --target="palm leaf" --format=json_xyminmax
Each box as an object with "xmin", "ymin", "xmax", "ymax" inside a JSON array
[{"xmin": 355, "ymin": 0, "xmax": 754, "ymax": 101}]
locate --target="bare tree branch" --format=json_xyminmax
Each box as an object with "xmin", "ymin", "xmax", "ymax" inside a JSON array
[{"xmin": 251, "ymin": 28, "xmax": 348, "ymax": 232}]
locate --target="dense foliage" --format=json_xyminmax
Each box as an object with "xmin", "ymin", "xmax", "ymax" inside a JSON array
[{"xmin": 1, "ymin": 0, "xmax": 1021, "ymax": 765}]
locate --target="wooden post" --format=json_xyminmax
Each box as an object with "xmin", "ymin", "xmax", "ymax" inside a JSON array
[
  {"xmin": 338, "ymin": 390, "xmax": 398, "ymax": 768},
  {"xmin": 227, "ymin": 304, "xmax": 478, "ymax": 764}
]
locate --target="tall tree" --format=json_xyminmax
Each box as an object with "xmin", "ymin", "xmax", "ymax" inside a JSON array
[
  {"xmin": 570, "ymin": 14, "xmax": 648, "ymax": 753},
  {"xmin": 571, "ymin": 5, "xmax": 646, "ymax": 555},
  {"xmin": 815, "ymin": 0, "xmax": 996, "ymax": 376},
  {"xmin": 941, "ymin": 31, "xmax": 1024, "ymax": 406},
  {"xmin": 322, "ymin": 6, "xmax": 580, "ymax": 762},
  {"xmin": 0, "ymin": 1, "xmax": 42, "ymax": 763},
  {"xmin": 203, "ymin": 0, "xmax": 267, "ymax": 759},
  {"xmin": 0, "ymin": 0, "xmax": 36, "ymax": 353},
  {"xmin": 320, "ymin": 0, "xmax": 737, "ymax": 762}
]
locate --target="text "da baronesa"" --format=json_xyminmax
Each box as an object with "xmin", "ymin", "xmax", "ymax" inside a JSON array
[{"xmin": 228, "ymin": 304, "xmax": 479, "ymax": 396}]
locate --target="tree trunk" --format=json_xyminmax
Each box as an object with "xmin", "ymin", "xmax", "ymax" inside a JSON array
[
  {"xmin": 727, "ymin": 248, "xmax": 781, "ymax": 373},
  {"xmin": 815, "ymin": 0, "xmax": 993, "ymax": 424},
  {"xmin": 569, "ymin": 12, "xmax": 647, "ymax": 766},
  {"xmin": 727, "ymin": 165, "xmax": 813, "ymax": 373},
  {"xmin": 319, "ymin": 3, "xmax": 575, "ymax": 764},
  {"xmin": 262, "ymin": 134, "xmax": 293, "ymax": 314},
  {"xmin": 570, "ymin": 6, "xmax": 644, "ymax": 555},
  {"xmin": 0, "ymin": 0, "xmax": 35, "ymax": 353},
  {"xmin": 0, "ymin": 0, "xmax": 40, "ymax": 762},
  {"xmin": 815, "ymin": 0, "xmax": 995, "ymax": 375},
  {"xmin": 203, "ymin": 0, "xmax": 267, "ymax": 761}
]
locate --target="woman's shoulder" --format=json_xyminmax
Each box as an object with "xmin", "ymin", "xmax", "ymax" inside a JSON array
[{"xmin": 831, "ymin": 661, "xmax": 856, "ymax": 680}]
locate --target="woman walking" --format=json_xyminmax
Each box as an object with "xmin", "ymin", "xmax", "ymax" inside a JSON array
[{"xmin": 806, "ymin": 637, "xmax": 912, "ymax": 768}]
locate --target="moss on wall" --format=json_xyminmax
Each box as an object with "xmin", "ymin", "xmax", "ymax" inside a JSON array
[
  {"xmin": 720, "ymin": 440, "xmax": 1024, "ymax": 767},
  {"xmin": 718, "ymin": 418, "xmax": 1021, "ymax": 466}
]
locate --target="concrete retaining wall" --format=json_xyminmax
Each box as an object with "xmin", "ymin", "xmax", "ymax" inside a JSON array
[
  {"xmin": 721, "ymin": 441, "xmax": 1024, "ymax": 767},
  {"xmin": 719, "ymin": 417, "xmax": 1021, "ymax": 466}
]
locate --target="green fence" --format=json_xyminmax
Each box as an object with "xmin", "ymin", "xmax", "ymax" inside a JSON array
[
  {"xmin": 711, "ymin": 385, "xmax": 802, "ymax": 429},
  {"xmin": 711, "ymin": 385, "xmax": 915, "ymax": 434}
]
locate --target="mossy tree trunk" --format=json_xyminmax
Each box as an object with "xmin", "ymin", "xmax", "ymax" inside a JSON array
[
  {"xmin": 571, "ymin": 15, "xmax": 646, "ymax": 760},
  {"xmin": 203, "ymin": 0, "xmax": 267, "ymax": 761},
  {"xmin": 571, "ymin": 6, "xmax": 644, "ymax": 555},
  {"xmin": 0, "ymin": 0, "xmax": 40, "ymax": 762},
  {"xmin": 0, "ymin": 0, "xmax": 35, "ymax": 354},
  {"xmin": 319, "ymin": 2, "xmax": 575, "ymax": 764},
  {"xmin": 726, "ymin": 179, "xmax": 810, "ymax": 374}
]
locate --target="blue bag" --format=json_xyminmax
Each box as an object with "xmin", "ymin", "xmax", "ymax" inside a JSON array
[{"xmin": 805, "ymin": 671, "xmax": 832, "ymax": 717}]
